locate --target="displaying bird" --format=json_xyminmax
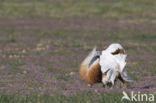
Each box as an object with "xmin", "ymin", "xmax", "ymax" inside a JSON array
[{"xmin": 79, "ymin": 43, "xmax": 133, "ymax": 87}]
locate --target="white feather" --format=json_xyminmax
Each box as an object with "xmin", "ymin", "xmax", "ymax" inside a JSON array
[
  {"xmin": 99, "ymin": 43, "xmax": 131, "ymax": 85},
  {"xmin": 82, "ymin": 47, "xmax": 96, "ymax": 66}
]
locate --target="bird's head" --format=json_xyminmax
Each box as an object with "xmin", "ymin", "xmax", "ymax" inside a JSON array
[
  {"xmin": 105, "ymin": 43, "xmax": 125, "ymax": 55},
  {"xmin": 105, "ymin": 43, "xmax": 127, "ymax": 73}
]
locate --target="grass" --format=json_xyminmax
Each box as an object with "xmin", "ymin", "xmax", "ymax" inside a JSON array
[
  {"xmin": 0, "ymin": 0, "xmax": 155, "ymax": 20},
  {"xmin": 0, "ymin": 92, "xmax": 155, "ymax": 103},
  {"xmin": 0, "ymin": 92, "xmax": 141, "ymax": 103},
  {"xmin": 0, "ymin": 0, "xmax": 155, "ymax": 103}
]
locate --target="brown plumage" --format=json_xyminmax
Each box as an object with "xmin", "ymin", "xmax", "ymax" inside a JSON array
[
  {"xmin": 79, "ymin": 59, "xmax": 102, "ymax": 86},
  {"xmin": 111, "ymin": 48, "xmax": 125, "ymax": 55}
]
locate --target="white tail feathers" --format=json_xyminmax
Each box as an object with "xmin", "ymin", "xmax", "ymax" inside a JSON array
[{"xmin": 81, "ymin": 47, "xmax": 97, "ymax": 67}]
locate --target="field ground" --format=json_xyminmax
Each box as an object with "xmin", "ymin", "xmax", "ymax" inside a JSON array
[{"xmin": 0, "ymin": 0, "xmax": 156, "ymax": 103}]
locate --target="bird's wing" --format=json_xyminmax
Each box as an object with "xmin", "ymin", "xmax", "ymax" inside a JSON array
[
  {"xmin": 109, "ymin": 70, "xmax": 117, "ymax": 85},
  {"xmin": 120, "ymin": 69, "xmax": 134, "ymax": 82},
  {"xmin": 100, "ymin": 51, "xmax": 118, "ymax": 73},
  {"xmin": 102, "ymin": 69, "xmax": 117, "ymax": 85},
  {"xmin": 107, "ymin": 69, "xmax": 113, "ymax": 80},
  {"xmin": 114, "ymin": 54, "xmax": 127, "ymax": 72},
  {"xmin": 82, "ymin": 46, "xmax": 97, "ymax": 69}
]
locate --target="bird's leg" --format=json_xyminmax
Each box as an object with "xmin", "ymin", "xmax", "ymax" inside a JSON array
[
  {"xmin": 114, "ymin": 72, "xmax": 119, "ymax": 88},
  {"xmin": 112, "ymin": 81, "xmax": 117, "ymax": 88},
  {"xmin": 118, "ymin": 75, "xmax": 130, "ymax": 88}
]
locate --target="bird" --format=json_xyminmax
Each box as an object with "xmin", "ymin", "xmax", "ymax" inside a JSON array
[{"xmin": 79, "ymin": 43, "xmax": 133, "ymax": 87}]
